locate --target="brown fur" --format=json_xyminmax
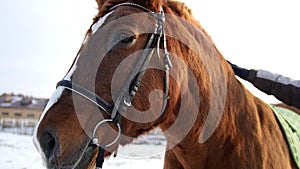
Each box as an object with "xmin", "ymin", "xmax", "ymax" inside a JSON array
[{"xmin": 35, "ymin": 0, "xmax": 298, "ymax": 168}]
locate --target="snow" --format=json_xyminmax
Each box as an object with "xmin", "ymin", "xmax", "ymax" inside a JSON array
[
  {"xmin": 0, "ymin": 131, "xmax": 165, "ymax": 169},
  {"xmin": 11, "ymin": 96, "xmax": 23, "ymax": 103},
  {"xmin": 0, "ymin": 131, "xmax": 44, "ymax": 169},
  {"xmin": 0, "ymin": 103, "xmax": 12, "ymax": 107},
  {"xmin": 32, "ymin": 99, "xmax": 38, "ymax": 105}
]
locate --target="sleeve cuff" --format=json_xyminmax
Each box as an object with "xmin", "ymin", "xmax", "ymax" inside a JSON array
[{"xmin": 247, "ymin": 69, "xmax": 258, "ymax": 82}]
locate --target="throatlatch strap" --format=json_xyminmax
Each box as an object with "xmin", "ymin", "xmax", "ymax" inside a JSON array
[{"xmin": 96, "ymin": 146, "xmax": 106, "ymax": 169}]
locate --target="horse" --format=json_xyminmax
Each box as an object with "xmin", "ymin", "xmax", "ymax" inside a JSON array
[{"xmin": 33, "ymin": 0, "xmax": 299, "ymax": 168}]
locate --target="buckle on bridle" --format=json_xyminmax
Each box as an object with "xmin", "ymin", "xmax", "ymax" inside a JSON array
[
  {"xmin": 92, "ymin": 119, "xmax": 121, "ymax": 147},
  {"xmin": 92, "ymin": 119, "xmax": 121, "ymax": 168}
]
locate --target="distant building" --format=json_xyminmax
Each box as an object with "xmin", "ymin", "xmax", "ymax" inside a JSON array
[{"xmin": 0, "ymin": 93, "xmax": 48, "ymax": 128}]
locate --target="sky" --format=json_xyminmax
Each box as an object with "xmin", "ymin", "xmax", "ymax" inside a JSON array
[{"xmin": 0, "ymin": 0, "xmax": 299, "ymax": 103}]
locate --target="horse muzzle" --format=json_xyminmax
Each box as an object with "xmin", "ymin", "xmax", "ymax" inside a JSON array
[{"xmin": 36, "ymin": 127, "xmax": 98, "ymax": 169}]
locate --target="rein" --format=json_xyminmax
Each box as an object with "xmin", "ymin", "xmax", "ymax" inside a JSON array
[{"xmin": 56, "ymin": 2, "xmax": 171, "ymax": 169}]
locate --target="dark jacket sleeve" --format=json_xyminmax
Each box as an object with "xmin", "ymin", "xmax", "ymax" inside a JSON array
[{"xmin": 247, "ymin": 69, "xmax": 300, "ymax": 109}]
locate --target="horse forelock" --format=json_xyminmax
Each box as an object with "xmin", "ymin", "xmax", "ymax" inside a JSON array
[{"xmin": 90, "ymin": 0, "xmax": 163, "ymax": 35}]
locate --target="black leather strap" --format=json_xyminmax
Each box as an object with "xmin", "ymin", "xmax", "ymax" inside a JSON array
[{"xmin": 56, "ymin": 80, "xmax": 113, "ymax": 115}]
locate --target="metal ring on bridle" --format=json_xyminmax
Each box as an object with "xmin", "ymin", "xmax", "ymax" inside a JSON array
[{"xmin": 92, "ymin": 119, "xmax": 121, "ymax": 147}]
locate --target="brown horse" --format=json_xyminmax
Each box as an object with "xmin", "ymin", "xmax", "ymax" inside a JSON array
[{"xmin": 34, "ymin": 0, "xmax": 298, "ymax": 168}]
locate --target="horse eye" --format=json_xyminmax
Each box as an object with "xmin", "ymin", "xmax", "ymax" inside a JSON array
[
  {"xmin": 109, "ymin": 32, "xmax": 137, "ymax": 51},
  {"xmin": 120, "ymin": 36, "xmax": 135, "ymax": 43},
  {"xmin": 117, "ymin": 32, "xmax": 136, "ymax": 45}
]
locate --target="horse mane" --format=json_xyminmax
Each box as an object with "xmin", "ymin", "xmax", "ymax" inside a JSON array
[{"xmin": 165, "ymin": 1, "xmax": 214, "ymax": 41}]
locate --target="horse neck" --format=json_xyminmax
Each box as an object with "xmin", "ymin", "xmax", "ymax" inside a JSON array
[
  {"xmin": 161, "ymin": 3, "xmax": 273, "ymax": 146},
  {"xmin": 160, "ymin": 63, "xmax": 281, "ymax": 167},
  {"xmin": 156, "ymin": 2, "xmax": 290, "ymax": 168}
]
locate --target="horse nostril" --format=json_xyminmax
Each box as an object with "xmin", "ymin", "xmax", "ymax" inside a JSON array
[{"xmin": 40, "ymin": 131, "xmax": 58, "ymax": 164}]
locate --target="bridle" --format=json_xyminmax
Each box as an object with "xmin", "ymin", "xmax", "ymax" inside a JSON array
[{"xmin": 56, "ymin": 2, "xmax": 172, "ymax": 169}]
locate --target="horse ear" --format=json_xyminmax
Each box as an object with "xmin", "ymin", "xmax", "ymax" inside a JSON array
[{"xmin": 95, "ymin": 0, "xmax": 107, "ymax": 9}]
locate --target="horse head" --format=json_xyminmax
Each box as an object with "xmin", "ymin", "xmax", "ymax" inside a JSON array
[{"xmin": 34, "ymin": 0, "xmax": 230, "ymax": 168}]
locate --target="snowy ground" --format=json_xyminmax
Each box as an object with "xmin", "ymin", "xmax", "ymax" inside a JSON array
[{"xmin": 0, "ymin": 130, "xmax": 165, "ymax": 169}]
